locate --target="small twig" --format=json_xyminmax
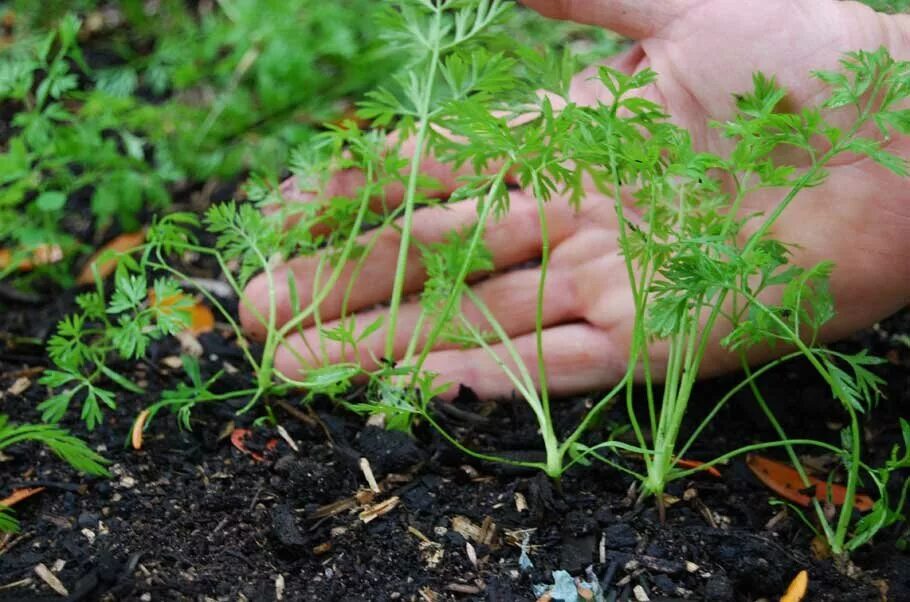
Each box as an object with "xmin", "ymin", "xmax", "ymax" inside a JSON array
[
  {"xmin": 211, "ymin": 516, "xmax": 229, "ymax": 535},
  {"xmin": 273, "ymin": 399, "xmax": 316, "ymax": 427},
  {"xmin": 360, "ymin": 458, "xmax": 380, "ymax": 493},
  {"xmin": 0, "ymin": 577, "xmax": 32, "ymax": 591},
  {"xmin": 0, "ymin": 532, "xmax": 31, "ymax": 557},
  {"xmin": 247, "ymin": 481, "xmax": 264, "ymax": 513}
]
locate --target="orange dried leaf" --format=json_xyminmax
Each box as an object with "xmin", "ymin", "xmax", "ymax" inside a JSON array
[
  {"xmin": 780, "ymin": 569, "xmax": 809, "ymax": 602},
  {"xmin": 76, "ymin": 230, "xmax": 146, "ymax": 285},
  {"xmin": 0, "ymin": 486, "xmax": 45, "ymax": 508},
  {"xmin": 230, "ymin": 428, "xmax": 277, "ymax": 462},
  {"xmin": 148, "ymin": 290, "xmax": 215, "ymax": 335},
  {"xmin": 746, "ymin": 454, "xmax": 874, "ymax": 512},
  {"xmin": 131, "ymin": 409, "xmax": 150, "ymax": 450},
  {"xmin": 675, "ymin": 457, "xmax": 722, "ymax": 478},
  {"xmin": 0, "ymin": 244, "xmax": 63, "ymax": 271}
]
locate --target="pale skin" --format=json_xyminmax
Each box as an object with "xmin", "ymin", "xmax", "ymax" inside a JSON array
[{"xmin": 241, "ymin": 0, "xmax": 910, "ymax": 399}]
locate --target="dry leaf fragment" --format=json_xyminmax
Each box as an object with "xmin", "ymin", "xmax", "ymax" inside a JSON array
[
  {"xmin": 76, "ymin": 230, "xmax": 146, "ymax": 285},
  {"xmin": 131, "ymin": 410, "xmax": 150, "ymax": 450},
  {"xmin": 0, "ymin": 486, "xmax": 45, "ymax": 508},
  {"xmin": 674, "ymin": 457, "xmax": 722, "ymax": 478},
  {"xmin": 34, "ymin": 563, "xmax": 68, "ymax": 596},
  {"xmin": 0, "ymin": 244, "xmax": 63, "ymax": 272},
  {"xmin": 746, "ymin": 454, "xmax": 875, "ymax": 511},
  {"xmin": 780, "ymin": 569, "xmax": 809, "ymax": 602},
  {"xmin": 229, "ymin": 428, "xmax": 278, "ymax": 462},
  {"xmin": 148, "ymin": 290, "xmax": 215, "ymax": 335}
]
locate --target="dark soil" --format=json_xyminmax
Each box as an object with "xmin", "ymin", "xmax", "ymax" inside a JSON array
[{"xmin": 0, "ymin": 284, "xmax": 908, "ymax": 601}]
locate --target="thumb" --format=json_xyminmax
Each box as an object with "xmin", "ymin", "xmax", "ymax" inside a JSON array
[{"xmin": 519, "ymin": 0, "xmax": 695, "ymax": 39}]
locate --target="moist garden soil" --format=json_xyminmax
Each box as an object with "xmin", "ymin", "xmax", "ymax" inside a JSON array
[{"xmin": 0, "ymin": 280, "xmax": 908, "ymax": 601}]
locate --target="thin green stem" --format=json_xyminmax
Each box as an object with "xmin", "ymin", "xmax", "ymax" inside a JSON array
[{"xmin": 384, "ymin": 6, "xmax": 443, "ymax": 360}]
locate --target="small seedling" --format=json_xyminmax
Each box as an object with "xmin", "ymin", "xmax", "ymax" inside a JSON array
[{"xmin": 36, "ymin": 0, "xmax": 909, "ymax": 559}]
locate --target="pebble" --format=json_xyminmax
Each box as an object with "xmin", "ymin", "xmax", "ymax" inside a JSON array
[{"xmin": 603, "ymin": 523, "xmax": 639, "ymax": 550}]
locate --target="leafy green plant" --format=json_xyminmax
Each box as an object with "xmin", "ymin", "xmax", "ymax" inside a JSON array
[
  {"xmin": 38, "ymin": 0, "xmax": 908, "ymax": 559},
  {"xmin": 0, "ymin": 414, "xmax": 109, "ymax": 532},
  {"xmin": 0, "ymin": 1, "xmax": 394, "ymax": 283},
  {"xmin": 0, "ymin": 14, "xmax": 172, "ymax": 283}
]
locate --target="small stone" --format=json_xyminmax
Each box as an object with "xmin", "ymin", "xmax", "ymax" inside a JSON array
[
  {"xmin": 271, "ymin": 504, "xmax": 305, "ymax": 548},
  {"xmin": 77, "ymin": 512, "xmax": 100, "ymax": 529},
  {"xmin": 81, "ymin": 528, "xmax": 96, "ymax": 544}
]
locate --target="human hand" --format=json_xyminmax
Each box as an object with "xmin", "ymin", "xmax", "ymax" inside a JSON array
[{"xmin": 242, "ymin": 0, "xmax": 910, "ymax": 399}]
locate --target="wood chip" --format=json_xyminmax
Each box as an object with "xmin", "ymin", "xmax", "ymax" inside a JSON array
[
  {"xmin": 275, "ymin": 574, "xmax": 285, "ymax": 601},
  {"xmin": 360, "ymin": 458, "xmax": 380, "ymax": 493},
  {"xmin": 420, "ymin": 541, "xmax": 444, "ymax": 569},
  {"xmin": 514, "ymin": 492, "xmax": 528, "ymax": 513},
  {"xmin": 465, "ymin": 541, "xmax": 477, "ymax": 568},
  {"xmin": 176, "ymin": 331, "xmax": 203, "ymax": 358},
  {"xmin": 358, "ymin": 496, "xmax": 399, "ymax": 524},
  {"xmin": 418, "ymin": 586, "xmax": 439, "ymax": 602},
  {"xmin": 161, "ymin": 356, "xmax": 183, "ymax": 370},
  {"xmin": 7, "ymin": 377, "xmax": 31, "ymax": 396},
  {"xmin": 451, "ymin": 515, "xmax": 497, "ymax": 545},
  {"xmin": 445, "ymin": 583, "xmax": 482, "ymax": 595},
  {"xmin": 34, "ymin": 563, "xmax": 68, "ymax": 596},
  {"xmin": 451, "ymin": 515, "xmax": 483, "ymax": 542}
]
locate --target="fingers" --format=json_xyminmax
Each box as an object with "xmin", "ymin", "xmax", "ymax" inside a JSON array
[
  {"xmin": 519, "ymin": 0, "xmax": 695, "ymax": 40},
  {"xmin": 241, "ymin": 190, "xmax": 585, "ymax": 339},
  {"xmin": 423, "ymin": 323, "xmax": 627, "ymax": 400},
  {"xmin": 273, "ymin": 263, "xmax": 582, "ymax": 373}
]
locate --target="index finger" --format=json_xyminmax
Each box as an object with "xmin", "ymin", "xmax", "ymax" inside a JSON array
[{"xmin": 520, "ymin": 0, "xmax": 695, "ymax": 39}]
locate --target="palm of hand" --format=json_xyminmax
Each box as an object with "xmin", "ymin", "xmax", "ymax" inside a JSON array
[{"xmin": 242, "ymin": 0, "xmax": 910, "ymax": 398}]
